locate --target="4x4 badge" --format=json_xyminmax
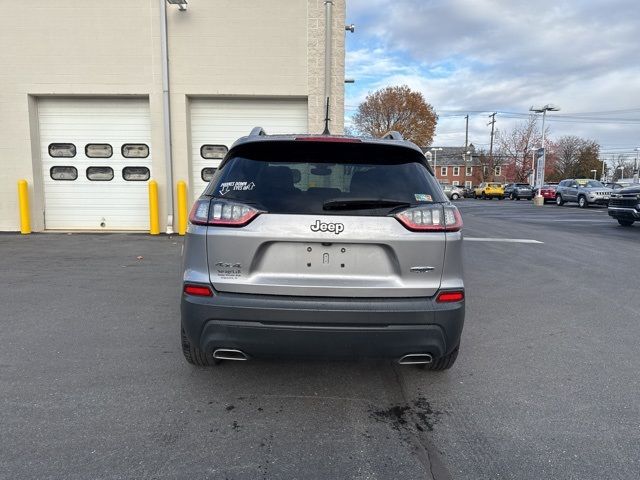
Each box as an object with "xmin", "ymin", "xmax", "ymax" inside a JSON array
[{"xmin": 310, "ymin": 220, "xmax": 344, "ymax": 234}]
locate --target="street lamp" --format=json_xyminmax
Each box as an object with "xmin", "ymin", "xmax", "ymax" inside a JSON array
[
  {"xmin": 530, "ymin": 104, "xmax": 560, "ymax": 205},
  {"xmin": 590, "ymin": 169, "xmax": 597, "ymax": 180},
  {"xmin": 430, "ymin": 147, "xmax": 443, "ymax": 179}
]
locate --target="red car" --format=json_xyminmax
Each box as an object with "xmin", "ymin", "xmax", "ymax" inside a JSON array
[{"xmin": 540, "ymin": 183, "xmax": 558, "ymax": 202}]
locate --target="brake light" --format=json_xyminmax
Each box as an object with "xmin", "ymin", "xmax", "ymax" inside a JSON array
[
  {"xmin": 395, "ymin": 205, "xmax": 463, "ymax": 232},
  {"xmin": 183, "ymin": 284, "xmax": 213, "ymax": 297},
  {"xmin": 189, "ymin": 199, "xmax": 262, "ymax": 227},
  {"xmin": 436, "ymin": 291, "xmax": 464, "ymax": 303},
  {"xmin": 295, "ymin": 136, "xmax": 362, "ymax": 143}
]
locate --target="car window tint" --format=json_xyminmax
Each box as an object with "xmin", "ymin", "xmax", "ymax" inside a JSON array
[{"xmin": 206, "ymin": 141, "xmax": 444, "ymax": 215}]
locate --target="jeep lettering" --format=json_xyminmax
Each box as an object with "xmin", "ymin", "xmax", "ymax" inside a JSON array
[{"xmin": 310, "ymin": 220, "xmax": 344, "ymax": 234}]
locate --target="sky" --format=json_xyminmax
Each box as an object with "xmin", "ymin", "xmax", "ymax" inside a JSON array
[{"xmin": 344, "ymin": 0, "xmax": 640, "ymax": 162}]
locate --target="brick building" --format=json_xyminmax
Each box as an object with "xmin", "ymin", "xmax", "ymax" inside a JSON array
[{"xmin": 423, "ymin": 145, "xmax": 510, "ymax": 186}]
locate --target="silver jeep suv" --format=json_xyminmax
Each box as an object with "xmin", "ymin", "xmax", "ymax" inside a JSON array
[
  {"xmin": 555, "ymin": 179, "xmax": 612, "ymax": 207},
  {"xmin": 180, "ymin": 129, "xmax": 465, "ymax": 370}
]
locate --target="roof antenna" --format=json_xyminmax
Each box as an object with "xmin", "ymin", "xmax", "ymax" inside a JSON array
[{"xmin": 322, "ymin": 96, "xmax": 331, "ymax": 135}]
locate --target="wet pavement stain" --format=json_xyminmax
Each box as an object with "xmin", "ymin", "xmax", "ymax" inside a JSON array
[{"xmin": 369, "ymin": 396, "xmax": 444, "ymax": 433}]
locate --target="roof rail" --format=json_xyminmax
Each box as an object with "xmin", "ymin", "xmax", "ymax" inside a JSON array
[
  {"xmin": 381, "ymin": 131, "xmax": 404, "ymax": 141},
  {"xmin": 249, "ymin": 127, "xmax": 267, "ymax": 137}
]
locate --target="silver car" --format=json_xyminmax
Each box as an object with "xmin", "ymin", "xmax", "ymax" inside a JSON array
[
  {"xmin": 555, "ymin": 179, "xmax": 613, "ymax": 208},
  {"xmin": 180, "ymin": 129, "xmax": 465, "ymax": 370},
  {"xmin": 442, "ymin": 184, "xmax": 464, "ymax": 200}
]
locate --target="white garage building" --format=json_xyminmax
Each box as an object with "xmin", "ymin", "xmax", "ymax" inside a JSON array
[{"xmin": 0, "ymin": 0, "xmax": 346, "ymax": 232}]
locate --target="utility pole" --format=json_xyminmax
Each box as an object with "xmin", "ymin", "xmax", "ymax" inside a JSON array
[
  {"xmin": 464, "ymin": 115, "xmax": 469, "ymax": 185},
  {"xmin": 487, "ymin": 113, "xmax": 496, "ymax": 181}
]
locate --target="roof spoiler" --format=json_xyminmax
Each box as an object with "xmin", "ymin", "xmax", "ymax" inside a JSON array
[
  {"xmin": 249, "ymin": 127, "xmax": 267, "ymax": 137},
  {"xmin": 381, "ymin": 131, "xmax": 404, "ymax": 141}
]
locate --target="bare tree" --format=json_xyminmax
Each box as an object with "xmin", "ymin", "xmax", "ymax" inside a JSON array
[
  {"xmin": 610, "ymin": 154, "xmax": 634, "ymax": 180},
  {"xmin": 550, "ymin": 135, "xmax": 583, "ymax": 179},
  {"xmin": 353, "ymin": 85, "xmax": 438, "ymax": 146},
  {"xmin": 495, "ymin": 115, "xmax": 544, "ymax": 182}
]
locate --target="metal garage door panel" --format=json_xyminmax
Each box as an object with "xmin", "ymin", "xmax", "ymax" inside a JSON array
[
  {"xmin": 190, "ymin": 98, "xmax": 308, "ymax": 201},
  {"xmin": 39, "ymin": 98, "xmax": 152, "ymax": 230}
]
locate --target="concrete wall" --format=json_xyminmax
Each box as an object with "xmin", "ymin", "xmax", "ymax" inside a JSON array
[{"xmin": 0, "ymin": 0, "xmax": 345, "ymax": 231}]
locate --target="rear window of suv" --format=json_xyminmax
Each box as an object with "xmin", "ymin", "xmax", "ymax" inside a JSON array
[{"xmin": 204, "ymin": 140, "xmax": 445, "ymax": 215}]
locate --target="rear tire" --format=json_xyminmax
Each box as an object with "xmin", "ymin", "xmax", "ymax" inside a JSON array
[
  {"xmin": 181, "ymin": 328, "xmax": 215, "ymax": 366},
  {"xmin": 578, "ymin": 196, "xmax": 588, "ymax": 208},
  {"xmin": 617, "ymin": 219, "xmax": 634, "ymax": 227},
  {"xmin": 422, "ymin": 345, "xmax": 459, "ymax": 371},
  {"xmin": 451, "ymin": 193, "xmax": 459, "ymax": 200},
  {"xmin": 556, "ymin": 195, "xmax": 564, "ymax": 206}
]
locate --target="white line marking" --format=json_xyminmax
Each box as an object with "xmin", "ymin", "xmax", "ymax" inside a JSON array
[{"xmin": 465, "ymin": 237, "xmax": 544, "ymax": 244}]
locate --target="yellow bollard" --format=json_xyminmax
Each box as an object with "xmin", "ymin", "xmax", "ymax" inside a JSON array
[
  {"xmin": 148, "ymin": 180, "xmax": 160, "ymax": 235},
  {"xmin": 18, "ymin": 179, "xmax": 31, "ymax": 234},
  {"xmin": 177, "ymin": 181, "xmax": 188, "ymax": 235}
]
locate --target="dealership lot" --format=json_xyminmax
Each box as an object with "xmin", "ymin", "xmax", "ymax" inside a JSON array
[{"xmin": 1, "ymin": 201, "xmax": 638, "ymax": 480}]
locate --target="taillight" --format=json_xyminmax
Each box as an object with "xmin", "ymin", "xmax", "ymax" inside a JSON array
[
  {"xmin": 188, "ymin": 199, "xmax": 262, "ymax": 227},
  {"xmin": 395, "ymin": 204, "xmax": 463, "ymax": 232},
  {"xmin": 436, "ymin": 290, "xmax": 464, "ymax": 303},
  {"xmin": 183, "ymin": 284, "xmax": 213, "ymax": 297}
]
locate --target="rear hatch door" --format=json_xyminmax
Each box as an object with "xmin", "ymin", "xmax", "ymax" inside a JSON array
[{"xmin": 203, "ymin": 140, "xmax": 452, "ymax": 298}]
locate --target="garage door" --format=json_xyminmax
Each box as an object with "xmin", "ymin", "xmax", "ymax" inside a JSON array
[
  {"xmin": 190, "ymin": 98, "xmax": 308, "ymax": 201},
  {"xmin": 39, "ymin": 98, "xmax": 152, "ymax": 230}
]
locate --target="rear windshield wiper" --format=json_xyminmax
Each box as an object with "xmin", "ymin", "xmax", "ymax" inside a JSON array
[{"xmin": 323, "ymin": 198, "xmax": 412, "ymax": 211}]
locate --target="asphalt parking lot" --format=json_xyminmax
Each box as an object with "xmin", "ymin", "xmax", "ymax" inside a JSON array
[{"xmin": 1, "ymin": 200, "xmax": 638, "ymax": 480}]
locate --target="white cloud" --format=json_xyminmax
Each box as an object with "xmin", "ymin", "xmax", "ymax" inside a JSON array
[{"xmin": 345, "ymin": 0, "xmax": 640, "ymax": 150}]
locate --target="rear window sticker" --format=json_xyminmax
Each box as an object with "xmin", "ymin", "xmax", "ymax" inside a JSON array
[
  {"xmin": 219, "ymin": 181, "xmax": 255, "ymax": 196},
  {"xmin": 414, "ymin": 194, "xmax": 432, "ymax": 202}
]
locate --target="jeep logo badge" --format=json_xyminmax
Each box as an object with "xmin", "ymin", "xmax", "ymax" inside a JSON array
[{"xmin": 310, "ymin": 219, "xmax": 344, "ymax": 234}]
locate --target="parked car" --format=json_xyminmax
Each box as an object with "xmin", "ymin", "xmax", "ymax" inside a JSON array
[
  {"xmin": 474, "ymin": 182, "xmax": 504, "ymax": 200},
  {"xmin": 605, "ymin": 181, "xmax": 635, "ymax": 191},
  {"xmin": 608, "ymin": 184, "xmax": 640, "ymax": 226},
  {"xmin": 504, "ymin": 183, "xmax": 533, "ymax": 200},
  {"xmin": 180, "ymin": 129, "xmax": 465, "ymax": 370},
  {"xmin": 532, "ymin": 183, "xmax": 559, "ymax": 203},
  {"xmin": 442, "ymin": 184, "xmax": 464, "ymax": 200},
  {"xmin": 462, "ymin": 186, "xmax": 475, "ymax": 198},
  {"xmin": 555, "ymin": 179, "xmax": 613, "ymax": 208}
]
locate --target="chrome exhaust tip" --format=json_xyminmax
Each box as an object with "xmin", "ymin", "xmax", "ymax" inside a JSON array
[
  {"xmin": 398, "ymin": 353, "xmax": 433, "ymax": 365},
  {"xmin": 213, "ymin": 349, "xmax": 249, "ymax": 361}
]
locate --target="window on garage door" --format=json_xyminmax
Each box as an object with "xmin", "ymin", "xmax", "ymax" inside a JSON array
[
  {"xmin": 49, "ymin": 143, "xmax": 76, "ymax": 158},
  {"xmin": 122, "ymin": 144, "xmax": 149, "ymax": 158},
  {"xmin": 50, "ymin": 166, "xmax": 78, "ymax": 180},
  {"xmin": 200, "ymin": 145, "xmax": 227, "ymax": 184},
  {"xmin": 122, "ymin": 166, "xmax": 150, "ymax": 181},
  {"xmin": 85, "ymin": 144, "xmax": 113, "ymax": 158},
  {"xmin": 201, "ymin": 145, "xmax": 227, "ymax": 159},
  {"xmin": 86, "ymin": 166, "xmax": 114, "ymax": 181},
  {"xmin": 201, "ymin": 168, "xmax": 217, "ymax": 182}
]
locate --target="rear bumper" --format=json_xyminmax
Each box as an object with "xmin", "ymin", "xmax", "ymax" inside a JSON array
[{"xmin": 181, "ymin": 290, "xmax": 465, "ymax": 360}]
